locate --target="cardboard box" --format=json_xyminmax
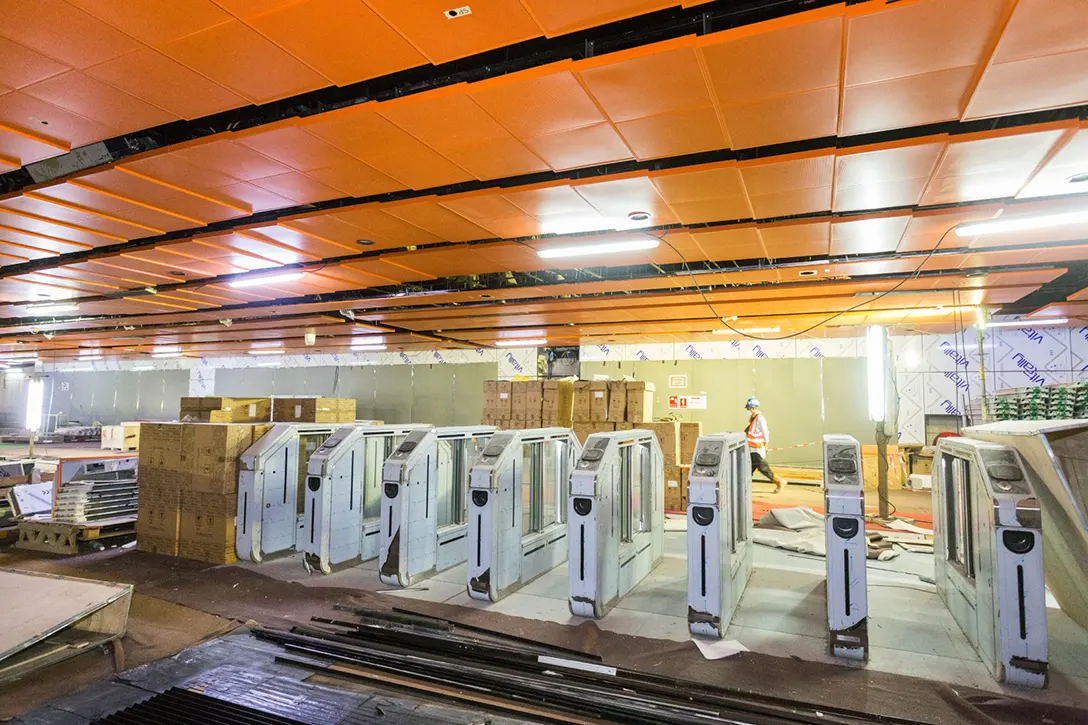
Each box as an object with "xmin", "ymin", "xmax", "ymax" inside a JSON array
[
  {"xmin": 607, "ymin": 381, "xmax": 627, "ymax": 422},
  {"xmin": 573, "ymin": 422, "xmax": 593, "ymax": 445},
  {"xmin": 511, "ymin": 381, "xmax": 529, "ymax": 415},
  {"xmin": 642, "ymin": 421, "xmax": 680, "ymax": 465},
  {"xmin": 664, "ymin": 464, "xmax": 683, "ymax": 511},
  {"xmin": 183, "ymin": 397, "xmax": 271, "ymax": 423},
  {"xmin": 483, "ymin": 380, "xmax": 499, "ymax": 413},
  {"xmin": 615, "ymin": 422, "xmax": 634, "ymax": 431},
  {"xmin": 543, "ymin": 380, "xmax": 574, "ymax": 427},
  {"xmin": 183, "ymin": 424, "xmax": 256, "ymax": 494},
  {"xmin": 136, "ymin": 484, "xmax": 180, "ymax": 539},
  {"xmin": 862, "ymin": 444, "xmax": 907, "ymax": 492},
  {"xmin": 679, "ymin": 422, "xmax": 703, "ymax": 465},
  {"xmin": 589, "ymin": 381, "xmax": 609, "ymax": 422},
  {"xmin": 273, "ymin": 397, "xmax": 356, "ymax": 423},
  {"xmin": 482, "ymin": 410, "xmax": 498, "ymax": 426},
  {"xmin": 137, "ymin": 534, "xmax": 179, "ymax": 557},
  {"xmin": 101, "ymin": 423, "xmax": 140, "ymax": 451},
  {"xmin": 495, "ymin": 381, "xmax": 513, "ymax": 418},
  {"xmin": 541, "ymin": 411, "xmax": 558, "ymax": 427},
  {"xmin": 522, "ymin": 381, "xmax": 543, "ymax": 421},
  {"xmin": 625, "ymin": 381, "xmax": 655, "ymax": 423},
  {"xmin": 179, "ymin": 491, "xmax": 238, "ymax": 563},
  {"xmin": 573, "ymin": 381, "xmax": 592, "ymax": 423}
]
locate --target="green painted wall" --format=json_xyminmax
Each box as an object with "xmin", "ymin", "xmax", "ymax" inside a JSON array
[{"xmin": 580, "ymin": 358, "xmax": 873, "ymax": 467}]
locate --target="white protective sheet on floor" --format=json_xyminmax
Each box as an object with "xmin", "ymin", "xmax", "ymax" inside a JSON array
[{"xmin": 752, "ymin": 506, "xmax": 826, "ymax": 556}]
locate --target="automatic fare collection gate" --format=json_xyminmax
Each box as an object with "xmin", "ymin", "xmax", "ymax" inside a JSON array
[
  {"xmin": 687, "ymin": 432, "xmax": 753, "ymax": 638},
  {"xmin": 467, "ymin": 427, "xmax": 580, "ymax": 602},
  {"xmin": 933, "ymin": 436, "xmax": 1048, "ymax": 687},
  {"xmin": 568, "ymin": 429, "xmax": 664, "ymax": 619}
]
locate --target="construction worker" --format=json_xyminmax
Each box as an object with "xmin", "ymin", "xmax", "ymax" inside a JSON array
[{"xmin": 745, "ymin": 397, "xmax": 785, "ymax": 493}]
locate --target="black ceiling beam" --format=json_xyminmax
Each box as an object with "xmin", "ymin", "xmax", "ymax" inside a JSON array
[{"xmin": 0, "ymin": 0, "xmax": 839, "ymax": 196}]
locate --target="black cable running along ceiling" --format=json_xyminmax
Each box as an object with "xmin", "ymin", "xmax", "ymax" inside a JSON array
[{"xmin": 0, "ymin": 0, "xmax": 841, "ymax": 195}]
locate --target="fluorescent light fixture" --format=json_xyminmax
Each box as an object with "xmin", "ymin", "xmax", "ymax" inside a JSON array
[
  {"xmin": 866, "ymin": 325, "xmax": 886, "ymax": 423},
  {"xmin": 536, "ymin": 239, "xmax": 659, "ymax": 259},
  {"xmin": 351, "ymin": 344, "xmax": 387, "ymax": 351},
  {"xmin": 68, "ymin": 367, "xmax": 94, "ymax": 372},
  {"xmin": 494, "ymin": 338, "xmax": 547, "ymax": 347},
  {"xmin": 228, "ymin": 272, "xmax": 304, "ymax": 289},
  {"xmin": 26, "ymin": 302, "xmax": 79, "ymax": 314},
  {"xmin": 0, "ymin": 352, "xmax": 38, "ymax": 361},
  {"xmin": 5, "ymin": 369, "xmax": 25, "ymax": 378},
  {"xmin": 712, "ymin": 326, "xmax": 781, "ymax": 335},
  {"xmin": 248, "ymin": 349, "xmax": 286, "ymax": 356},
  {"xmin": 132, "ymin": 365, "xmax": 155, "ymax": 372},
  {"xmin": 151, "ymin": 352, "xmax": 184, "ymax": 358},
  {"xmin": 985, "ymin": 317, "xmax": 1068, "ymax": 329},
  {"xmin": 25, "ymin": 379, "xmax": 44, "ymax": 432},
  {"xmin": 255, "ymin": 361, "xmax": 283, "ymax": 368},
  {"xmin": 955, "ymin": 210, "xmax": 1088, "ymax": 237}
]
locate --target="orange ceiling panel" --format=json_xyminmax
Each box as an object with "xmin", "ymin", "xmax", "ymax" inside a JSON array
[
  {"xmin": 577, "ymin": 43, "xmax": 714, "ymax": 123},
  {"xmin": 0, "ymin": 91, "xmax": 113, "ymax": 164},
  {"xmin": 172, "ymin": 140, "xmax": 295, "ymax": 183},
  {"xmin": 28, "ymin": 185, "xmax": 197, "ymax": 233},
  {"xmin": 340, "ymin": 258, "xmax": 434, "ymax": 284},
  {"xmin": 833, "ymin": 142, "xmax": 943, "ymax": 211},
  {"xmin": 65, "ymin": 0, "xmax": 233, "ymax": 46},
  {"xmin": 841, "ymin": 68, "xmax": 975, "ymax": 136},
  {"xmin": 502, "ymin": 184, "xmax": 598, "ymax": 217},
  {"xmin": 160, "ymin": 20, "xmax": 328, "ymax": 104},
  {"xmin": 438, "ymin": 195, "xmax": 537, "ymax": 230},
  {"xmin": 247, "ymin": 0, "xmax": 427, "ymax": 86},
  {"xmin": 0, "ymin": 36, "xmax": 68, "ymax": 89},
  {"xmin": 303, "ymin": 157, "xmax": 404, "ymax": 198},
  {"xmin": 0, "ymin": 0, "xmax": 141, "ymax": 69},
  {"xmin": 469, "ymin": 69, "xmax": 606, "ymax": 138},
  {"xmin": 0, "ymin": 204, "xmax": 121, "ymax": 247},
  {"xmin": 965, "ymin": 0, "xmax": 1088, "ymax": 119},
  {"xmin": 830, "ymin": 216, "xmax": 910, "ymax": 256},
  {"xmin": 197, "ymin": 233, "xmax": 318, "ymax": 266},
  {"xmin": 236, "ymin": 226, "xmax": 352, "ymax": 260},
  {"xmin": 0, "ymin": 225, "xmax": 88, "ymax": 256},
  {"xmin": 440, "ymin": 137, "xmax": 551, "ymax": 180},
  {"xmin": 685, "ymin": 227, "xmax": 767, "ymax": 261},
  {"xmin": 920, "ymin": 130, "xmax": 1065, "ymax": 205},
  {"xmin": 895, "ymin": 209, "xmax": 996, "ymax": 253},
  {"xmin": 1018, "ymin": 129, "xmax": 1088, "ymax": 198},
  {"xmin": 324, "ymin": 207, "xmax": 442, "ymax": 247},
  {"xmin": 759, "ymin": 221, "xmax": 830, "ymax": 259},
  {"xmin": 366, "ymin": 0, "xmax": 542, "ymax": 64},
  {"xmin": 71, "ymin": 169, "xmax": 235, "ymax": 226},
  {"xmin": 381, "ymin": 201, "xmax": 498, "ymax": 242},
  {"xmin": 378, "ymin": 90, "xmax": 517, "ymax": 150},
  {"xmin": 85, "ymin": 49, "xmax": 247, "ymax": 120},
  {"xmin": 379, "ymin": 248, "xmax": 504, "ymax": 278},
  {"xmin": 236, "ymin": 126, "xmax": 353, "ymax": 172},
  {"xmin": 522, "ymin": 0, "xmax": 675, "ymax": 36},
  {"xmin": 741, "ymin": 154, "xmax": 834, "ymax": 217},
  {"xmin": 247, "ymin": 171, "xmax": 344, "ymax": 205},
  {"xmin": 304, "ymin": 108, "xmax": 474, "ymax": 188},
  {"xmin": 522, "ymin": 122, "xmax": 634, "ymax": 170},
  {"xmin": 719, "ymin": 85, "xmax": 839, "ymax": 150},
  {"xmin": 615, "ymin": 106, "xmax": 729, "ymax": 161}
]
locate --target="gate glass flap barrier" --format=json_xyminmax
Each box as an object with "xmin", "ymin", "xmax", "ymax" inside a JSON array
[
  {"xmin": 467, "ymin": 428, "xmax": 581, "ymax": 602},
  {"xmin": 300, "ymin": 424, "xmax": 426, "ymax": 574},
  {"xmin": 687, "ymin": 432, "xmax": 752, "ymax": 638},
  {"xmin": 933, "ymin": 436, "xmax": 1047, "ymax": 688},
  {"xmin": 823, "ymin": 434, "xmax": 868, "ymax": 660},
  {"xmin": 237, "ymin": 423, "xmax": 339, "ymax": 563},
  {"xmin": 380, "ymin": 426, "xmax": 496, "ymax": 587},
  {"xmin": 569, "ymin": 429, "xmax": 664, "ymax": 619}
]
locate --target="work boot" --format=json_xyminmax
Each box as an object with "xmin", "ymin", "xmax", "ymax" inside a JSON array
[{"xmin": 774, "ymin": 477, "xmax": 787, "ymax": 494}]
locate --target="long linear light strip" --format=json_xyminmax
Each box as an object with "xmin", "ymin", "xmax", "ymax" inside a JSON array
[
  {"xmin": 537, "ymin": 239, "xmax": 659, "ymax": 259},
  {"xmin": 494, "ymin": 338, "xmax": 547, "ymax": 347},
  {"xmin": 984, "ymin": 317, "xmax": 1068, "ymax": 329},
  {"xmin": 229, "ymin": 272, "xmax": 304, "ymax": 289},
  {"xmin": 956, "ymin": 210, "xmax": 1088, "ymax": 237}
]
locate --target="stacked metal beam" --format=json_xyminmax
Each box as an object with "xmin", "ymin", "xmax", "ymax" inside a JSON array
[
  {"xmin": 253, "ymin": 608, "xmax": 916, "ymax": 725},
  {"xmin": 54, "ymin": 464, "xmax": 139, "ymax": 524}
]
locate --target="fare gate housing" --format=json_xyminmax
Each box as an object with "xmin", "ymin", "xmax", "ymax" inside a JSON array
[
  {"xmin": 933, "ymin": 436, "xmax": 1048, "ymax": 688},
  {"xmin": 822, "ymin": 434, "xmax": 868, "ymax": 660},
  {"xmin": 380, "ymin": 426, "xmax": 496, "ymax": 587},
  {"xmin": 568, "ymin": 429, "xmax": 664, "ymax": 619},
  {"xmin": 467, "ymin": 427, "xmax": 581, "ymax": 602},
  {"xmin": 686, "ymin": 432, "xmax": 753, "ymax": 638},
  {"xmin": 299, "ymin": 424, "xmax": 425, "ymax": 574}
]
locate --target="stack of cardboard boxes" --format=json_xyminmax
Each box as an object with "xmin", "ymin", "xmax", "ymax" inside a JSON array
[
  {"xmin": 180, "ymin": 397, "xmax": 272, "ymax": 423},
  {"xmin": 572, "ymin": 380, "xmax": 655, "ymax": 443},
  {"xmin": 482, "ymin": 380, "xmax": 574, "ymax": 429},
  {"xmin": 272, "ymin": 397, "xmax": 356, "ymax": 423},
  {"xmin": 137, "ymin": 422, "xmax": 271, "ymax": 563}
]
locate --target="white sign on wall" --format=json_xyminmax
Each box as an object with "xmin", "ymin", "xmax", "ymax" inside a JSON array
[
  {"xmin": 668, "ymin": 374, "xmax": 688, "ymax": 389},
  {"xmin": 669, "ymin": 394, "xmax": 707, "ymax": 410}
]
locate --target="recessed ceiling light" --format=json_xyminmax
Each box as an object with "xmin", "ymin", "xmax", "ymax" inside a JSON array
[
  {"xmin": 479, "ymin": 293, "xmax": 492, "ymax": 299},
  {"xmin": 1067, "ymin": 172, "xmax": 1088, "ymax": 184},
  {"xmin": 537, "ymin": 239, "xmax": 659, "ymax": 259},
  {"xmin": 357, "ymin": 239, "xmax": 375, "ymax": 246},
  {"xmin": 627, "ymin": 211, "xmax": 651, "ymax": 222},
  {"xmin": 170, "ymin": 271, "xmax": 186, "ymax": 277},
  {"xmin": 494, "ymin": 338, "xmax": 546, "ymax": 347},
  {"xmin": 798, "ymin": 270, "xmax": 818, "ymax": 277},
  {"xmin": 229, "ymin": 272, "xmax": 304, "ymax": 289}
]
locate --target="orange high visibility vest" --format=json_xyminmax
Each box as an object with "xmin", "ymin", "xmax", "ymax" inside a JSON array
[{"xmin": 746, "ymin": 414, "xmax": 767, "ymax": 449}]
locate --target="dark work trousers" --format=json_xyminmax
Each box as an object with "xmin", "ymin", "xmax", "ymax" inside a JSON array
[{"xmin": 750, "ymin": 451, "xmax": 776, "ymax": 481}]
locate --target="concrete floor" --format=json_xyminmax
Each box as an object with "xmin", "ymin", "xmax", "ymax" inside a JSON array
[{"xmin": 235, "ymin": 532, "xmax": 1088, "ymax": 708}]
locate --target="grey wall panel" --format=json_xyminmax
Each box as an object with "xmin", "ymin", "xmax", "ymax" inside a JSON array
[{"xmin": 581, "ymin": 358, "xmax": 874, "ymax": 467}]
